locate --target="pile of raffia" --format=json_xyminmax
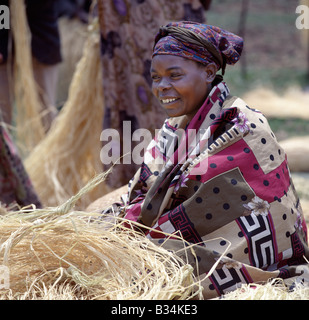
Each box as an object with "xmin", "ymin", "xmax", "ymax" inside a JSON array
[
  {"xmin": 219, "ymin": 279, "xmax": 309, "ymax": 300},
  {"xmin": 0, "ymin": 173, "xmax": 308, "ymax": 300},
  {"xmin": 242, "ymin": 86, "xmax": 309, "ymax": 120},
  {"xmin": 0, "ymin": 173, "xmax": 202, "ymax": 300}
]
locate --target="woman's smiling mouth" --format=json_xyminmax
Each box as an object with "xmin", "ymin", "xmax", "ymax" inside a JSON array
[{"xmin": 160, "ymin": 97, "xmax": 180, "ymax": 105}]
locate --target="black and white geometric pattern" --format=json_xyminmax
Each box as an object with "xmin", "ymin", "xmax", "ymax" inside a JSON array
[
  {"xmin": 157, "ymin": 123, "xmax": 182, "ymax": 160},
  {"xmin": 236, "ymin": 214, "xmax": 278, "ymax": 269},
  {"xmin": 209, "ymin": 266, "xmax": 251, "ymax": 295}
]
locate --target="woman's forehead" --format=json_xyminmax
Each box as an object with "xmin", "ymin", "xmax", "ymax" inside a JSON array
[{"xmin": 151, "ymin": 54, "xmax": 196, "ymax": 71}]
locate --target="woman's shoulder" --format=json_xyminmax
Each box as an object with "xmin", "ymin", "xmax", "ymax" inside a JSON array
[
  {"xmin": 226, "ymin": 95, "xmax": 286, "ymax": 174},
  {"xmin": 224, "ymin": 95, "xmax": 270, "ymax": 129}
]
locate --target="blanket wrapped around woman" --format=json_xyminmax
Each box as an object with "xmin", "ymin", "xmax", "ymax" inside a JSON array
[
  {"xmin": 99, "ymin": 21, "xmax": 309, "ymax": 299},
  {"xmin": 120, "ymin": 81, "xmax": 309, "ymax": 298}
]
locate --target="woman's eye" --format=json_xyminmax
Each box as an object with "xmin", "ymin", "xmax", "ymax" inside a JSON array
[
  {"xmin": 170, "ymin": 73, "xmax": 182, "ymax": 79},
  {"xmin": 151, "ymin": 74, "xmax": 160, "ymax": 81}
]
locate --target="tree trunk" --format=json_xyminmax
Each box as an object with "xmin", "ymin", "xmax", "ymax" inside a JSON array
[{"xmin": 238, "ymin": 0, "xmax": 249, "ymax": 79}]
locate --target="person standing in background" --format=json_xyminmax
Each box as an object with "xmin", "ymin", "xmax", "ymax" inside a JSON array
[{"xmin": 0, "ymin": 0, "xmax": 62, "ymax": 131}]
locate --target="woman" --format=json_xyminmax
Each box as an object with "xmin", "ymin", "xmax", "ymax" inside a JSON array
[
  {"xmin": 90, "ymin": 21, "xmax": 309, "ymax": 299},
  {"xmin": 98, "ymin": 0, "xmax": 212, "ymax": 187}
]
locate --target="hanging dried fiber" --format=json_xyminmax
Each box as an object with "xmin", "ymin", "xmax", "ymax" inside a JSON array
[
  {"xmin": 24, "ymin": 17, "xmax": 110, "ymax": 209},
  {"xmin": 10, "ymin": 0, "xmax": 46, "ymax": 156}
]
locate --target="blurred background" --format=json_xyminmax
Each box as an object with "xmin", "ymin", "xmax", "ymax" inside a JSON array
[
  {"xmin": 207, "ymin": 0, "xmax": 308, "ymax": 95},
  {"xmin": 206, "ymin": 0, "xmax": 309, "ymax": 139}
]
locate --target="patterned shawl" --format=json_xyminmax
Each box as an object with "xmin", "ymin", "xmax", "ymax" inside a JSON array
[{"xmin": 119, "ymin": 81, "xmax": 309, "ymax": 299}]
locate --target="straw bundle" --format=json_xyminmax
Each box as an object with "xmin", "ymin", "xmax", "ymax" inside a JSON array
[
  {"xmin": 0, "ymin": 172, "xmax": 308, "ymax": 300},
  {"xmin": 242, "ymin": 86, "xmax": 309, "ymax": 120},
  {"xmin": 0, "ymin": 215, "xmax": 198, "ymax": 300},
  {"xmin": 219, "ymin": 278, "xmax": 309, "ymax": 300},
  {"xmin": 24, "ymin": 18, "xmax": 110, "ymax": 209},
  {"xmin": 10, "ymin": 0, "xmax": 46, "ymax": 156},
  {"xmin": 279, "ymin": 136, "xmax": 309, "ymax": 172},
  {"xmin": 0, "ymin": 174, "xmax": 201, "ymax": 300}
]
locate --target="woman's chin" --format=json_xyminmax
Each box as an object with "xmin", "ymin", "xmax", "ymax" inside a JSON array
[{"xmin": 164, "ymin": 107, "xmax": 184, "ymax": 118}]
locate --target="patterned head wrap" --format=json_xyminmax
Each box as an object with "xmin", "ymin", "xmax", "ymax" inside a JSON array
[{"xmin": 152, "ymin": 21, "xmax": 243, "ymax": 75}]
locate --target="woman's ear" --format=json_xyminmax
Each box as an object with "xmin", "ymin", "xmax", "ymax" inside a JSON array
[{"xmin": 204, "ymin": 62, "xmax": 217, "ymax": 83}]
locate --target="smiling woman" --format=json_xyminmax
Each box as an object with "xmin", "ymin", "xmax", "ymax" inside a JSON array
[
  {"xmin": 150, "ymin": 56, "xmax": 214, "ymax": 117},
  {"xmin": 88, "ymin": 21, "xmax": 309, "ymax": 299}
]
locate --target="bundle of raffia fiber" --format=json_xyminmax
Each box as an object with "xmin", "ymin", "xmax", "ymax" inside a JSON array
[
  {"xmin": 10, "ymin": 0, "xmax": 46, "ymax": 156},
  {"xmin": 0, "ymin": 173, "xmax": 201, "ymax": 300},
  {"xmin": 0, "ymin": 173, "xmax": 308, "ymax": 300},
  {"xmin": 218, "ymin": 278, "xmax": 309, "ymax": 300},
  {"xmin": 24, "ymin": 18, "xmax": 110, "ymax": 209},
  {"xmin": 242, "ymin": 86, "xmax": 309, "ymax": 120}
]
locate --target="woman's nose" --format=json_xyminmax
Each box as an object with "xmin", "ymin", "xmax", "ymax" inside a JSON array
[{"xmin": 157, "ymin": 77, "xmax": 172, "ymax": 91}]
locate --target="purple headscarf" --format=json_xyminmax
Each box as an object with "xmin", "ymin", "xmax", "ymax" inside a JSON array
[{"xmin": 152, "ymin": 21, "xmax": 243, "ymax": 74}]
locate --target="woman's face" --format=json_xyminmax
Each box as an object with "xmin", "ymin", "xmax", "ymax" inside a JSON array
[{"xmin": 150, "ymin": 55, "xmax": 214, "ymax": 117}]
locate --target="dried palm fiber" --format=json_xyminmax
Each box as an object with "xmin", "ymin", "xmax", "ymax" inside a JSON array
[
  {"xmin": 242, "ymin": 86, "xmax": 309, "ymax": 120},
  {"xmin": 0, "ymin": 172, "xmax": 204, "ymax": 300},
  {"xmin": 291, "ymin": 173, "xmax": 309, "ymax": 226},
  {"xmin": 279, "ymin": 136, "xmax": 309, "ymax": 172},
  {"xmin": 24, "ymin": 16, "xmax": 110, "ymax": 209},
  {"xmin": 10, "ymin": 0, "xmax": 46, "ymax": 156},
  {"xmin": 218, "ymin": 278, "xmax": 309, "ymax": 300},
  {"xmin": 1, "ymin": 173, "xmax": 307, "ymax": 301}
]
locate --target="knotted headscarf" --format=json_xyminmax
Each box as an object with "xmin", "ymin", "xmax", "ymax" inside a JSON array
[{"xmin": 152, "ymin": 21, "xmax": 243, "ymax": 75}]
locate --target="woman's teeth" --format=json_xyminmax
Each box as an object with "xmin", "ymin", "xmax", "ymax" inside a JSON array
[{"xmin": 161, "ymin": 98, "xmax": 177, "ymax": 104}]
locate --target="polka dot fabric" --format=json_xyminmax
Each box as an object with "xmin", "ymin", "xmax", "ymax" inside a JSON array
[{"xmin": 122, "ymin": 81, "xmax": 309, "ymax": 299}]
